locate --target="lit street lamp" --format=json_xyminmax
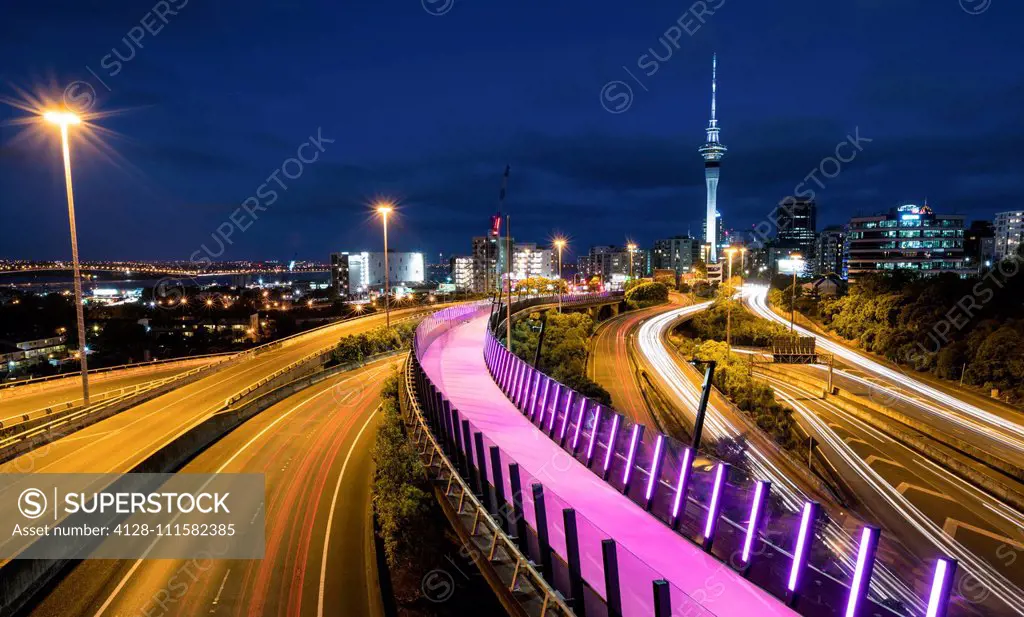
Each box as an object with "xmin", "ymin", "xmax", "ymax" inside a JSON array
[
  {"xmin": 376, "ymin": 203, "xmax": 394, "ymax": 329},
  {"xmin": 789, "ymin": 254, "xmax": 804, "ymax": 333},
  {"xmin": 626, "ymin": 242, "xmax": 637, "ymax": 286},
  {"xmin": 44, "ymin": 110, "xmax": 90, "ymax": 405},
  {"xmin": 553, "ymin": 237, "xmax": 567, "ymax": 312}
]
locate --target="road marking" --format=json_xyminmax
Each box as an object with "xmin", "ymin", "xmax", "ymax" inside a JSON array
[
  {"xmin": 89, "ymin": 372, "xmax": 371, "ymax": 617},
  {"xmin": 942, "ymin": 518, "xmax": 1024, "ymax": 551},
  {"xmin": 864, "ymin": 455, "xmax": 904, "ymax": 469},
  {"xmin": 895, "ymin": 482, "xmax": 954, "ymax": 502},
  {"xmin": 210, "ymin": 569, "xmax": 230, "ymax": 612},
  {"xmin": 318, "ymin": 407, "xmax": 378, "ymax": 617},
  {"xmin": 844, "ymin": 437, "xmax": 870, "ymax": 446}
]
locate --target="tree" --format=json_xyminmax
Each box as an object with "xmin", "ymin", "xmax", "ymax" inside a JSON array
[{"xmin": 625, "ymin": 281, "xmax": 669, "ymax": 309}]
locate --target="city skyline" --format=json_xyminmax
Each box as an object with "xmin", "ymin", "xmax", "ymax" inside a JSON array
[{"xmin": 1, "ymin": 1, "xmax": 1022, "ymax": 261}]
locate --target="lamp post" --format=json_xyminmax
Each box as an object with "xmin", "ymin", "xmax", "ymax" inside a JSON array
[
  {"xmin": 724, "ymin": 247, "xmax": 737, "ymax": 352},
  {"xmin": 790, "ymin": 254, "xmax": 803, "ymax": 333},
  {"xmin": 626, "ymin": 242, "xmax": 637, "ymax": 288},
  {"xmin": 44, "ymin": 110, "xmax": 89, "ymax": 405},
  {"xmin": 554, "ymin": 238, "xmax": 567, "ymax": 313},
  {"xmin": 376, "ymin": 203, "xmax": 394, "ymax": 329}
]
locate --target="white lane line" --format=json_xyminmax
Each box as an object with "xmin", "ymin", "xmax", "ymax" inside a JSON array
[
  {"xmin": 318, "ymin": 409, "xmax": 378, "ymax": 617},
  {"xmin": 91, "ymin": 374, "xmax": 362, "ymax": 617},
  {"xmin": 210, "ymin": 569, "xmax": 230, "ymax": 612}
]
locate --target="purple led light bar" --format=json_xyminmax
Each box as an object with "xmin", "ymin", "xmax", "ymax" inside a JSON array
[
  {"xmin": 536, "ymin": 378, "xmax": 551, "ymax": 424},
  {"xmin": 845, "ymin": 526, "xmax": 880, "ymax": 617},
  {"xmin": 571, "ymin": 398, "xmax": 587, "ymax": 452},
  {"xmin": 741, "ymin": 481, "xmax": 770, "ymax": 564},
  {"xmin": 602, "ymin": 414, "xmax": 621, "ymax": 474},
  {"xmin": 703, "ymin": 462, "xmax": 728, "ymax": 542},
  {"xmin": 788, "ymin": 501, "xmax": 819, "ymax": 593},
  {"xmin": 516, "ymin": 365, "xmax": 530, "ymax": 408},
  {"xmin": 559, "ymin": 390, "xmax": 575, "ymax": 442},
  {"xmin": 528, "ymin": 373, "xmax": 542, "ymax": 418},
  {"xmin": 671, "ymin": 447, "xmax": 694, "ymax": 521},
  {"xmin": 622, "ymin": 424, "xmax": 643, "ymax": 487},
  {"xmin": 926, "ymin": 558, "xmax": 957, "ymax": 617},
  {"xmin": 547, "ymin": 384, "xmax": 561, "ymax": 433},
  {"xmin": 644, "ymin": 435, "xmax": 665, "ymax": 506},
  {"xmin": 585, "ymin": 407, "xmax": 603, "ymax": 464}
]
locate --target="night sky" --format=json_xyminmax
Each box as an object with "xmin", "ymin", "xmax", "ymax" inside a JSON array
[{"xmin": 1, "ymin": 0, "xmax": 1022, "ymax": 264}]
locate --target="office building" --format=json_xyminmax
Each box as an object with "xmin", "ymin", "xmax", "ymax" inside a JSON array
[
  {"xmin": 776, "ymin": 198, "xmax": 818, "ymax": 260},
  {"xmin": 450, "ymin": 256, "xmax": 474, "ymax": 291},
  {"xmin": 994, "ymin": 211, "xmax": 1024, "ymax": 260},
  {"xmin": 815, "ymin": 226, "xmax": 845, "ymax": 277},
  {"xmin": 329, "ymin": 251, "xmax": 425, "ymax": 297},
  {"xmin": 845, "ymin": 203, "xmax": 971, "ymax": 281},
  {"xmin": 965, "ymin": 220, "xmax": 996, "ymax": 270},
  {"xmin": 653, "ymin": 236, "xmax": 700, "ymax": 275},
  {"xmin": 511, "ymin": 243, "xmax": 556, "ymax": 280}
]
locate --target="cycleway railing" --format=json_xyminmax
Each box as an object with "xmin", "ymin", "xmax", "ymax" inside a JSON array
[
  {"xmin": 411, "ymin": 296, "xmax": 959, "ymax": 617},
  {"xmin": 479, "ymin": 302, "xmax": 959, "ymax": 617}
]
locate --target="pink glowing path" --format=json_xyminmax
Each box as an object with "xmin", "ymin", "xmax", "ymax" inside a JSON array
[{"xmin": 420, "ymin": 313, "xmax": 797, "ymax": 617}]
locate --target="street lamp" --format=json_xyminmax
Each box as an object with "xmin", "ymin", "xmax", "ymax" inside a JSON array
[
  {"xmin": 789, "ymin": 254, "xmax": 804, "ymax": 333},
  {"xmin": 724, "ymin": 247, "xmax": 737, "ymax": 352},
  {"xmin": 553, "ymin": 237, "xmax": 567, "ymax": 313},
  {"xmin": 375, "ymin": 203, "xmax": 394, "ymax": 329},
  {"xmin": 44, "ymin": 110, "xmax": 90, "ymax": 405},
  {"xmin": 626, "ymin": 242, "xmax": 637, "ymax": 286}
]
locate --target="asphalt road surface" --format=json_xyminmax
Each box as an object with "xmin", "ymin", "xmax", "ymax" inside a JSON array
[{"xmin": 24, "ymin": 356, "xmax": 399, "ymax": 617}]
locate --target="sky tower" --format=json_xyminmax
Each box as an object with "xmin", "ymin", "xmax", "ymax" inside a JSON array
[{"xmin": 698, "ymin": 54, "xmax": 726, "ymax": 264}]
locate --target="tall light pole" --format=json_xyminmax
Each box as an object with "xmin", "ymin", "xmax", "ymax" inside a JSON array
[
  {"xmin": 790, "ymin": 254, "xmax": 803, "ymax": 333},
  {"xmin": 554, "ymin": 237, "xmax": 566, "ymax": 313},
  {"xmin": 724, "ymin": 247, "xmax": 737, "ymax": 352},
  {"xmin": 626, "ymin": 242, "xmax": 637, "ymax": 287},
  {"xmin": 44, "ymin": 110, "xmax": 89, "ymax": 405},
  {"xmin": 376, "ymin": 203, "xmax": 393, "ymax": 329}
]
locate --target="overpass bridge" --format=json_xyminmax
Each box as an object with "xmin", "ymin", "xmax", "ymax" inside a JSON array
[{"xmin": 407, "ymin": 296, "xmax": 960, "ymax": 617}]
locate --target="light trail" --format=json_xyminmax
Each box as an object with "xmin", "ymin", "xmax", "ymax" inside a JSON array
[
  {"xmin": 635, "ymin": 301, "xmax": 923, "ymax": 612},
  {"xmin": 746, "ymin": 285, "xmax": 1024, "ymax": 455},
  {"xmin": 765, "ymin": 375, "xmax": 1024, "ymax": 616}
]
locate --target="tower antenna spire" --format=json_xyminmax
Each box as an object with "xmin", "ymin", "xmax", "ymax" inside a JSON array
[{"xmin": 710, "ymin": 53, "xmax": 717, "ymax": 126}]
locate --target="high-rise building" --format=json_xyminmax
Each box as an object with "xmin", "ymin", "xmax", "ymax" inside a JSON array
[
  {"xmin": 579, "ymin": 245, "xmax": 631, "ymax": 285},
  {"xmin": 845, "ymin": 203, "xmax": 971, "ymax": 281},
  {"xmin": 815, "ymin": 226, "xmax": 845, "ymax": 277},
  {"xmin": 964, "ymin": 220, "xmax": 995, "ymax": 270},
  {"xmin": 450, "ymin": 256, "xmax": 474, "ymax": 290},
  {"xmin": 653, "ymin": 236, "xmax": 699, "ymax": 275},
  {"xmin": 994, "ymin": 211, "xmax": 1024, "ymax": 260},
  {"xmin": 329, "ymin": 251, "xmax": 425, "ymax": 297},
  {"xmin": 512, "ymin": 243, "xmax": 556, "ymax": 279},
  {"xmin": 699, "ymin": 54, "xmax": 726, "ymax": 264},
  {"xmin": 776, "ymin": 198, "xmax": 818, "ymax": 259}
]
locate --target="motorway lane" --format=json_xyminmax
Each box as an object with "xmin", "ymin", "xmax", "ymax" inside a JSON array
[
  {"xmin": 0, "ymin": 360, "xmax": 218, "ymax": 426},
  {"xmin": 0, "ymin": 307, "xmax": 428, "ymax": 475},
  {"xmin": 764, "ymin": 375, "xmax": 1024, "ymax": 616},
  {"xmin": 587, "ymin": 304, "xmax": 676, "ymax": 428},
  {"xmin": 746, "ymin": 286, "xmax": 1024, "ymax": 469},
  {"xmin": 25, "ymin": 356, "xmax": 399, "ymax": 617}
]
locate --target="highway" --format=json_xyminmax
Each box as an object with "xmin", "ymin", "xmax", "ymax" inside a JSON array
[
  {"xmin": 631, "ymin": 300, "xmax": 927, "ymax": 613},
  {"xmin": 587, "ymin": 303, "xmax": 677, "ymax": 429},
  {"xmin": 747, "ymin": 286, "xmax": 1024, "ymax": 469},
  {"xmin": 759, "ymin": 373, "xmax": 1024, "ymax": 615},
  {"xmin": 23, "ymin": 355, "xmax": 398, "ymax": 617},
  {"xmin": 0, "ymin": 358, "xmax": 219, "ymax": 427},
  {"xmin": 0, "ymin": 307, "xmax": 429, "ymax": 475},
  {"xmin": 624, "ymin": 293, "xmax": 1024, "ymax": 615}
]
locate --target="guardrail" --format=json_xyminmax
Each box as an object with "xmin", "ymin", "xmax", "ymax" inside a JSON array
[
  {"xmin": 404, "ymin": 350, "xmax": 576, "ymax": 617},
  {"xmin": 0, "ymin": 354, "xmax": 232, "ymax": 392},
  {"xmin": 474, "ymin": 301, "xmax": 956, "ymax": 617}
]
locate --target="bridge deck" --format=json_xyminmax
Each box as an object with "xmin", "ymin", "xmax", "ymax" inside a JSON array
[{"xmin": 420, "ymin": 313, "xmax": 796, "ymax": 617}]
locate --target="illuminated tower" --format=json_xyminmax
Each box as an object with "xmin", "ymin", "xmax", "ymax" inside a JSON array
[{"xmin": 698, "ymin": 54, "xmax": 726, "ymax": 263}]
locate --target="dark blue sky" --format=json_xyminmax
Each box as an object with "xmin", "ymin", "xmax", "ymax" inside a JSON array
[{"xmin": 1, "ymin": 0, "xmax": 1022, "ymax": 263}]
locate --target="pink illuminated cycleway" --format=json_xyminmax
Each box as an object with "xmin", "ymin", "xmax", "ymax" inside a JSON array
[{"xmin": 420, "ymin": 313, "xmax": 797, "ymax": 617}]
